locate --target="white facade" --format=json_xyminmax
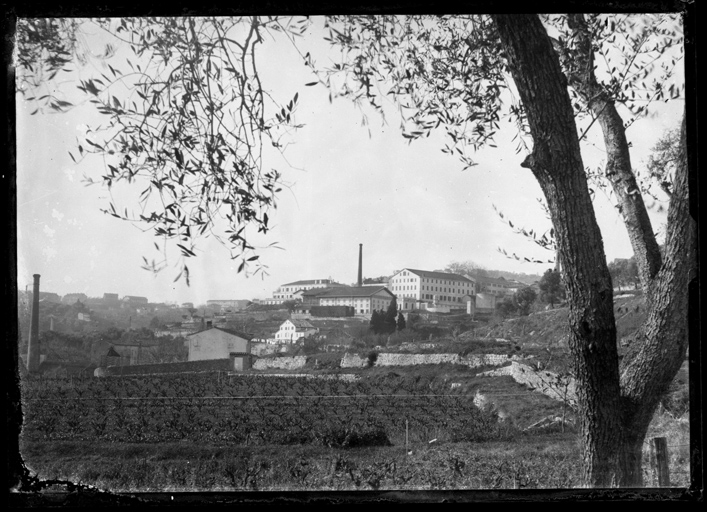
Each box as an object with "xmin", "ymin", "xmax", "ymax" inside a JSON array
[
  {"xmin": 274, "ymin": 319, "xmax": 317, "ymax": 343},
  {"xmin": 388, "ymin": 268, "xmax": 476, "ymax": 310},
  {"xmin": 318, "ymin": 287, "xmax": 394, "ymax": 315}
]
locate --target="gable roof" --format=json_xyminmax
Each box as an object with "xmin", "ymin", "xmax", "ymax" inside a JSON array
[
  {"xmin": 289, "ymin": 319, "xmax": 315, "ymax": 329},
  {"xmin": 281, "ymin": 279, "xmax": 339, "ymax": 287},
  {"xmin": 399, "ymin": 269, "xmax": 474, "ymax": 283},
  {"xmin": 319, "ymin": 286, "xmax": 394, "ymax": 299},
  {"xmin": 187, "ymin": 326, "xmax": 251, "ymax": 340},
  {"xmin": 111, "ymin": 338, "xmax": 160, "ymax": 347},
  {"xmin": 300, "ymin": 286, "xmax": 349, "ymax": 297},
  {"xmin": 474, "ymin": 275, "xmax": 519, "ymax": 286}
]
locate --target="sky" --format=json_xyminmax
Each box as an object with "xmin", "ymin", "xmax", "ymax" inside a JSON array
[{"xmin": 15, "ymin": 16, "xmax": 684, "ymax": 305}]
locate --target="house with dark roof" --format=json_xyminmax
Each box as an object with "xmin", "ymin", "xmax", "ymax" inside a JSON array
[
  {"xmin": 317, "ymin": 286, "xmax": 395, "ymax": 316},
  {"xmin": 106, "ymin": 337, "xmax": 161, "ymax": 365},
  {"xmin": 186, "ymin": 326, "xmax": 251, "ymax": 363},
  {"xmin": 388, "ymin": 268, "xmax": 476, "ymax": 311}
]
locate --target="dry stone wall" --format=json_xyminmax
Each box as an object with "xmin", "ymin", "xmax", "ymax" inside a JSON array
[
  {"xmin": 340, "ymin": 352, "xmax": 520, "ymax": 369},
  {"xmin": 480, "ymin": 362, "xmax": 577, "ymax": 403},
  {"xmin": 252, "ymin": 356, "xmax": 307, "ymax": 371}
]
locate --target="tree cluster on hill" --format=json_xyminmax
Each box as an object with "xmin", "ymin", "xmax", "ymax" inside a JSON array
[
  {"xmin": 443, "ymin": 261, "xmax": 541, "ymax": 284},
  {"xmin": 369, "ymin": 297, "xmax": 405, "ymax": 334},
  {"xmin": 497, "ymin": 286, "xmax": 538, "ymax": 318},
  {"xmin": 538, "ymin": 268, "xmax": 566, "ymax": 308}
]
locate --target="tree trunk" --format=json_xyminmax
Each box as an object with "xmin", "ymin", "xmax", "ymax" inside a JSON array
[
  {"xmin": 617, "ymin": 113, "xmax": 694, "ymax": 486},
  {"xmin": 493, "ymin": 14, "xmax": 695, "ymax": 488},
  {"xmin": 492, "ymin": 14, "xmax": 623, "ymax": 486}
]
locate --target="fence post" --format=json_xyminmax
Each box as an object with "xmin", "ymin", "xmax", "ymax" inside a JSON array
[
  {"xmin": 652, "ymin": 437, "xmax": 671, "ymax": 487},
  {"xmin": 405, "ymin": 419, "xmax": 409, "ymax": 455}
]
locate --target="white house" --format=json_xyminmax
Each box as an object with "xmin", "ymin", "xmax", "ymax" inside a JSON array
[
  {"xmin": 318, "ymin": 286, "xmax": 395, "ymax": 316},
  {"xmin": 388, "ymin": 268, "xmax": 476, "ymax": 311},
  {"xmin": 274, "ymin": 319, "xmax": 317, "ymax": 343},
  {"xmin": 187, "ymin": 326, "xmax": 251, "ymax": 361}
]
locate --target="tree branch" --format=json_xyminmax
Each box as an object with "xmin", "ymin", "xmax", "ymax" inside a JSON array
[
  {"xmin": 619, "ymin": 111, "xmax": 695, "ymax": 429},
  {"xmin": 564, "ymin": 14, "xmax": 662, "ymax": 290}
]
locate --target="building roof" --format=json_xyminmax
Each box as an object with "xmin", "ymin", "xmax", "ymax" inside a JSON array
[
  {"xmin": 319, "ymin": 286, "xmax": 394, "ymax": 298},
  {"xmin": 111, "ymin": 338, "xmax": 160, "ymax": 347},
  {"xmin": 288, "ymin": 319, "xmax": 315, "ymax": 329},
  {"xmin": 187, "ymin": 326, "xmax": 252, "ymax": 340},
  {"xmin": 400, "ymin": 269, "xmax": 474, "ymax": 283},
  {"xmin": 474, "ymin": 275, "xmax": 519, "ymax": 286},
  {"xmin": 281, "ymin": 279, "xmax": 340, "ymax": 287},
  {"xmin": 300, "ymin": 287, "xmax": 347, "ymax": 297}
]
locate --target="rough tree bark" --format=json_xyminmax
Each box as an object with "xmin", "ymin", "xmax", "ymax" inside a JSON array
[{"xmin": 491, "ymin": 14, "xmax": 695, "ymax": 487}]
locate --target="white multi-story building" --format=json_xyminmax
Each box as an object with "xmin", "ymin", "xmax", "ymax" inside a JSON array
[
  {"xmin": 388, "ymin": 268, "xmax": 476, "ymax": 311},
  {"xmin": 318, "ymin": 286, "xmax": 395, "ymax": 316},
  {"xmin": 273, "ymin": 319, "xmax": 318, "ymax": 343},
  {"xmin": 266, "ymin": 279, "xmax": 345, "ymax": 305}
]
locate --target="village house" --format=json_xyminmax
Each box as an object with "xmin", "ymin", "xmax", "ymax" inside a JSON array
[
  {"xmin": 103, "ymin": 292, "xmax": 120, "ymax": 304},
  {"xmin": 61, "ymin": 292, "xmax": 88, "ymax": 305},
  {"xmin": 388, "ymin": 268, "xmax": 476, "ymax": 311},
  {"xmin": 206, "ymin": 299, "xmax": 251, "ymax": 312},
  {"xmin": 122, "ymin": 295, "xmax": 149, "ymax": 307},
  {"xmin": 317, "ymin": 286, "xmax": 395, "ymax": 316},
  {"xmin": 187, "ymin": 325, "xmax": 251, "ymax": 365},
  {"xmin": 104, "ymin": 337, "xmax": 161, "ymax": 366},
  {"xmin": 273, "ymin": 319, "xmax": 317, "ymax": 343},
  {"xmin": 473, "ymin": 275, "xmax": 523, "ymax": 297}
]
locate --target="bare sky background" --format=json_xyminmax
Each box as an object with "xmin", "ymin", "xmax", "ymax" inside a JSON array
[{"xmin": 16, "ymin": 16, "xmax": 684, "ymax": 305}]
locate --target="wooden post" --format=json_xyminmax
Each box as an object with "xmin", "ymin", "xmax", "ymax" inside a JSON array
[
  {"xmin": 405, "ymin": 419, "xmax": 409, "ymax": 455},
  {"xmin": 652, "ymin": 437, "xmax": 671, "ymax": 487}
]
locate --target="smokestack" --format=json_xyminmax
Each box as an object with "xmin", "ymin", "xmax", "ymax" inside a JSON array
[
  {"xmin": 27, "ymin": 274, "xmax": 41, "ymax": 373},
  {"xmin": 357, "ymin": 244, "xmax": 363, "ymax": 288}
]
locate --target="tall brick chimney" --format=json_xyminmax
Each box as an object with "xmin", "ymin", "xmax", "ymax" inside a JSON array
[
  {"xmin": 26, "ymin": 274, "xmax": 41, "ymax": 373},
  {"xmin": 357, "ymin": 244, "xmax": 363, "ymax": 288}
]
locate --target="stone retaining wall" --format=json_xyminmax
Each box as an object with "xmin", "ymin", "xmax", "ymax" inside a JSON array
[
  {"xmin": 480, "ymin": 362, "xmax": 577, "ymax": 402},
  {"xmin": 239, "ymin": 373, "xmax": 359, "ymax": 381},
  {"xmin": 340, "ymin": 352, "xmax": 520, "ymax": 369},
  {"xmin": 252, "ymin": 356, "xmax": 308, "ymax": 371}
]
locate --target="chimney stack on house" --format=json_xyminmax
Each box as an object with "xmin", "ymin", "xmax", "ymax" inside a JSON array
[
  {"xmin": 357, "ymin": 243, "xmax": 363, "ymax": 288},
  {"xmin": 26, "ymin": 274, "xmax": 41, "ymax": 373}
]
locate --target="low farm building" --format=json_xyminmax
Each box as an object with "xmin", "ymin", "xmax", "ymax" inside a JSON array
[{"xmin": 187, "ymin": 326, "xmax": 251, "ymax": 365}]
